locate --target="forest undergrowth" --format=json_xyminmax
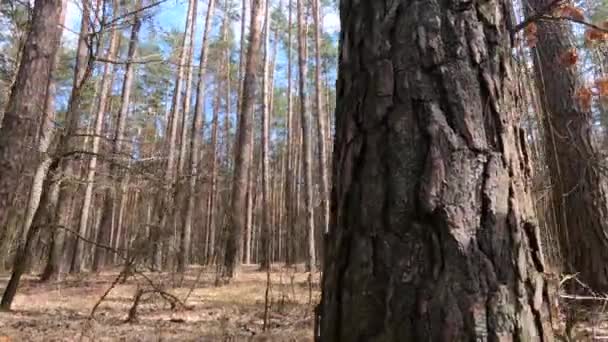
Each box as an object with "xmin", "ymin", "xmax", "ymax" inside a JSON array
[{"xmin": 0, "ymin": 265, "xmax": 319, "ymax": 341}]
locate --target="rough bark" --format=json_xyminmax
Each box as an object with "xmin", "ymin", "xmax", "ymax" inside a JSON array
[
  {"xmin": 319, "ymin": 1, "xmax": 556, "ymax": 340},
  {"xmin": 0, "ymin": 3, "xmax": 65, "ymax": 308},
  {"xmin": 0, "ymin": 0, "xmax": 65, "ymax": 255},
  {"xmin": 223, "ymin": 0, "xmax": 265, "ymax": 278},
  {"xmin": 296, "ymin": 0, "xmax": 315, "ymax": 272},
  {"xmin": 526, "ymin": 0, "xmax": 608, "ymax": 293}
]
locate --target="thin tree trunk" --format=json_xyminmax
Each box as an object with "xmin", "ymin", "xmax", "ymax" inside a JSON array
[
  {"xmin": 296, "ymin": 0, "xmax": 315, "ymax": 272},
  {"xmin": 319, "ymin": 1, "xmax": 556, "ymax": 339},
  {"xmin": 177, "ymin": 0, "xmax": 198, "ymax": 176},
  {"xmin": 237, "ymin": 0, "xmax": 249, "ymax": 116},
  {"xmin": 259, "ymin": 0, "xmax": 271, "ymax": 270},
  {"xmin": 204, "ymin": 85, "xmax": 221, "ymax": 264},
  {"xmin": 151, "ymin": 0, "xmax": 196, "ymax": 270},
  {"xmin": 312, "ymin": 0, "xmax": 328, "ymax": 241},
  {"xmin": 77, "ymin": 9, "xmax": 121, "ymax": 272},
  {"xmin": 178, "ymin": 0, "xmax": 214, "ymax": 272},
  {"xmin": 284, "ymin": 0, "xmax": 295, "ymax": 266}
]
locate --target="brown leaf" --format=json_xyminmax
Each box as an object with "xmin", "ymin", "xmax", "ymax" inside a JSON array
[
  {"xmin": 555, "ymin": 4, "xmax": 586, "ymax": 21},
  {"xmin": 525, "ymin": 23, "xmax": 538, "ymax": 48},
  {"xmin": 596, "ymin": 78, "xmax": 608, "ymax": 97},
  {"xmin": 576, "ymin": 86, "xmax": 593, "ymax": 111},
  {"xmin": 584, "ymin": 27, "xmax": 608, "ymax": 45},
  {"xmin": 559, "ymin": 48, "xmax": 578, "ymax": 66}
]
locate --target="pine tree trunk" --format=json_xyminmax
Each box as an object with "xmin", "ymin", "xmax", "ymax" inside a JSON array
[
  {"xmin": 526, "ymin": 0, "xmax": 608, "ymax": 293},
  {"xmin": 259, "ymin": 0, "xmax": 271, "ymax": 271},
  {"xmin": 0, "ymin": 0, "xmax": 66, "ymax": 262},
  {"xmin": 177, "ymin": 0, "xmax": 198, "ymax": 176},
  {"xmin": 178, "ymin": 0, "xmax": 215, "ymax": 272},
  {"xmin": 93, "ymin": 2, "xmax": 140, "ymax": 271},
  {"xmin": 312, "ymin": 0, "xmax": 329, "ymax": 242},
  {"xmin": 78, "ymin": 13, "xmax": 120, "ymax": 272},
  {"xmin": 0, "ymin": 1, "xmax": 66, "ymax": 308},
  {"xmin": 40, "ymin": 0, "xmax": 103, "ymax": 282},
  {"xmin": 296, "ymin": 0, "xmax": 315, "ymax": 272},
  {"xmin": 151, "ymin": 0, "xmax": 196, "ymax": 270},
  {"xmin": 284, "ymin": 0, "xmax": 296, "ymax": 266},
  {"xmin": 319, "ymin": 1, "xmax": 556, "ymax": 340},
  {"xmin": 223, "ymin": 0, "xmax": 265, "ymax": 278}
]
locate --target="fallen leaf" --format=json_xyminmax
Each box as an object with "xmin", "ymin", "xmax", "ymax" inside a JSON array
[{"xmin": 559, "ymin": 48, "xmax": 578, "ymax": 66}]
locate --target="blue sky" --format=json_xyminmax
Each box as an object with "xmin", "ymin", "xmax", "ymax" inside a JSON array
[{"xmin": 63, "ymin": 0, "xmax": 340, "ymax": 44}]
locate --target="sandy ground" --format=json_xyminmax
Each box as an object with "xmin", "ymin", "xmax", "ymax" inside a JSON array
[{"xmin": 0, "ymin": 265, "xmax": 319, "ymax": 341}]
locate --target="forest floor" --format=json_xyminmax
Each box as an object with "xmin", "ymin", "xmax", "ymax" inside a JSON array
[{"xmin": 0, "ymin": 264, "xmax": 319, "ymax": 341}]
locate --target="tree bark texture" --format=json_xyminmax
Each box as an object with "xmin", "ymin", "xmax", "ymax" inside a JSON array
[
  {"xmin": 296, "ymin": 0, "xmax": 316, "ymax": 272},
  {"xmin": 0, "ymin": 0, "xmax": 66, "ymax": 251},
  {"xmin": 223, "ymin": 0, "xmax": 265, "ymax": 278},
  {"xmin": 319, "ymin": 1, "xmax": 556, "ymax": 340}
]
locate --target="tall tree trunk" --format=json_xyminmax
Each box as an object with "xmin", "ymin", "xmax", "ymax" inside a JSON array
[
  {"xmin": 296, "ymin": 0, "xmax": 315, "ymax": 272},
  {"xmin": 526, "ymin": 0, "xmax": 608, "ymax": 292},
  {"xmin": 93, "ymin": 1, "xmax": 141, "ymax": 271},
  {"xmin": 177, "ymin": 0, "xmax": 198, "ymax": 176},
  {"xmin": 237, "ymin": 0, "xmax": 249, "ymax": 116},
  {"xmin": 284, "ymin": 0, "xmax": 296, "ymax": 266},
  {"xmin": 178, "ymin": 0, "xmax": 213, "ymax": 272},
  {"xmin": 319, "ymin": 1, "xmax": 557, "ymax": 340},
  {"xmin": 40, "ymin": 0, "xmax": 103, "ymax": 282},
  {"xmin": 204, "ymin": 82, "xmax": 221, "ymax": 264},
  {"xmin": 0, "ymin": 0, "xmax": 66, "ymax": 262},
  {"xmin": 77, "ymin": 10, "xmax": 121, "ymax": 272},
  {"xmin": 223, "ymin": 0, "xmax": 265, "ymax": 278},
  {"xmin": 312, "ymin": 0, "xmax": 329, "ymax": 242},
  {"xmin": 151, "ymin": 0, "xmax": 196, "ymax": 270},
  {"xmin": 0, "ymin": 1, "xmax": 66, "ymax": 309},
  {"xmin": 259, "ymin": 0, "xmax": 271, "ymax": 271}
]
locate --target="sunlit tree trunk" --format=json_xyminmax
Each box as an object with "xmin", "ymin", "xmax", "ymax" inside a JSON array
[
  {"xmin": 259, "ymin": 0, "xmax": 271, "ymax": 270},
  {"xmin": 0, "ymin": 0, "xmax": 66, "ymax": 267},
  {"xmin": 151, "ymin": 0, "xmax": 196, "ymax": 270},
  {"xmin": 296, "ymin": 0, "xmax": 315, "ymax": 272},
  {"xmin": 80, "ymin": 9, "xmax": 120, "ymax": 272},
  {"xmin": 223, "ymin": 0, "xmax": 266, "ymax": 278},
  {"xmin": 40, "ymin": 0, "xmax": 104, "ymax": 282},
  {"xmin": 284, "ymin": 0, "xmax": 296, "ymax": 266},
  {"xmin": 312, "ymin": 0, "xmax": 329, "ymax": 244},
  {"xmin": 0, "ymin": 0, "xmax": 66, "ymax": 310},
  {"xmin": 178, "ymin": 0, "xmax": 214, "ymax": 272}
]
